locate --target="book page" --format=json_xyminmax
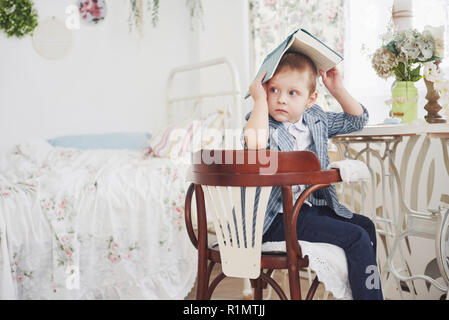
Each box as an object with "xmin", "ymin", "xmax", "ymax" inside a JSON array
[{"xmin": 288, "ymin": 32, "xmax": 342, "ymax": 72}]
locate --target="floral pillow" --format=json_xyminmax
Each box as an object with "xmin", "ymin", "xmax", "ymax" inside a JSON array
[{"xmin": 148, "ymin": 110, "xmax": 226, "ymax": 159}]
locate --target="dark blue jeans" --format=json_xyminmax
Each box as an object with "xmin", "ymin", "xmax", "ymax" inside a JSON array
[{"xmin": 262, "ymin": 205, "xmax": 383, "ymax": 300}]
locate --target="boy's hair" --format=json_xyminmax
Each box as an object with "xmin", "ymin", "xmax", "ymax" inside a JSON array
[{"xmin": 275, "ymin": 52, "xmax": 318, "ymax": 95}]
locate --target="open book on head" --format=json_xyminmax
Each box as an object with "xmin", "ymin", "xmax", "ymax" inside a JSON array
[{"xmin": 245, "ymin": 28, "xmax": 343, "ymax": 99}]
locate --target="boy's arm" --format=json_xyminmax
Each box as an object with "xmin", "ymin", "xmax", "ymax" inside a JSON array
[
  {"xmin": 320, "ymin": 67, "xmax": 369, "ymax": 138},
  {"xmin": 241, "ymin": 112, "xmax": 271, "ymax": 149},
  {"xmin": 244, "ymin": 71, "xmax": 270, "ymax": 150},
  {"xmin": 325, "ymin": 103, "xmax": 369, "ymax": 138}
]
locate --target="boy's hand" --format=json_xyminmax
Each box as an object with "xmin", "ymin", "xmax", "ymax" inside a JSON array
[
  {"xmin": 249, "ymin": 71, "xmax": 268, "ymax": 102},
  {"xmin": 320, "ymin": 66, "xmax": 364, "ymax": 116},
  {"xmin": 320, "ymin": 67, "xmax": 344, "ymax": 95}
]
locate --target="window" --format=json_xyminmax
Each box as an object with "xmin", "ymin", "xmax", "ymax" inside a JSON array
[{"xmin": 344, "ymin": 0, "xmax": 449, "ymax": 124}]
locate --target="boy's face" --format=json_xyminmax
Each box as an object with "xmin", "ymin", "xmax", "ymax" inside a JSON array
[{"xmin": 266, "ymin": 68, "xmax": 317, "ymax": 123}]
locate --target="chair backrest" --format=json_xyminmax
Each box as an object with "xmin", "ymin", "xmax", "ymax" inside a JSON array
[
  {"xmin": 188, "ymin": 149, "xmax": 331, "ymax": 279},
  {"xmin": 203, "ymin": 184, "xmax": 271, "ymax": 278}
]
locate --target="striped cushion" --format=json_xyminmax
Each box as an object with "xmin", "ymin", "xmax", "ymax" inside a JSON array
[{"xmin": 149, "ymin": 110, "xmax": 226, "ymax": 159}]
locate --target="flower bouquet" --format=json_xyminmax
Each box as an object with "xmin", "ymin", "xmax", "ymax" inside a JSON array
[{"xmin": 372, "ymin": 27, "xmax": 443, "ymax": 123}]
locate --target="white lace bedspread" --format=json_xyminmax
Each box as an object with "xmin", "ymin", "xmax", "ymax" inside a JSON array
[
  {"xmin": 261, "ymin": 241, "xmax": 353, "ymax": 300},
  {"xmin": 0, "ymin": 139, "xmax": 197, "ymax": 299}
]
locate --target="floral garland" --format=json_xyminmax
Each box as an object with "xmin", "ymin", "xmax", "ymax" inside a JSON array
[
  {"xmin": 0, "ymin": 0, "xmax": 38, "ymax": 38},
  {"xmin": 185, "ymin": 0, "xmax": 203, "ymax": 30},
  {"xmin": 128, "ymin": 0, "xmax": 158, "ymax": 31},
  {"xmin": 128, "ymin": 0, "xmax": 203, "ymax": 32}
]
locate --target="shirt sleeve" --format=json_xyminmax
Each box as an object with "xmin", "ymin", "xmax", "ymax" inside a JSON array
[{"xmin": 326, "ymin": 103, "xmax": 369, "ymax": 138}]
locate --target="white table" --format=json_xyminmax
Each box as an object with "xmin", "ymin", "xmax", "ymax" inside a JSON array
[{"xmin": 332, "ymin": 122, "xmax": 449, "ymax": 299}]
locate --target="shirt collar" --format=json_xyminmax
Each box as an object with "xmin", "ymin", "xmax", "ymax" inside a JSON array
[{"xmin": 283, "ymin": 114, "xmax": 307, "ymax": 132}]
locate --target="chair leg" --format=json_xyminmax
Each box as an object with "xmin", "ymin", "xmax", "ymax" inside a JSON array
[
  {"xmin": 259, "ymin": 272, "xmax": 288, "ymax": 300},
  {"xmin": 253, "ymin": 277, "xmax": 264, "ymax": 300},
  {"xmin": 287, "ymin": 264, "xmax": 301, "ymax": 300},
  {"xmin": 305, "ymin": 275, "xmax": 320, "ymax": 300},
  {"xmin": 206, "ymin": 272, "xmax": 227, "ymax": 300},
  {"xmin": 196, "ymin": 269, "xmax": 208, "ymax": 299},
  {"xmin": 194, "ymin": 184, "xmax": 209, "ymax": 300},
  {"xmin": 196, "ymin": 249, "xmax": 209, "ymax": 299},
  {"xmin": 206, "ymin": 262, "xmax": 215, "ymax": 287}
]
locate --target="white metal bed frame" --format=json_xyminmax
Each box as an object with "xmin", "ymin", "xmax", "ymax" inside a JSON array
[{"xmin": 166, "ymin": 57, "xmax": 243, "ymax": 133}]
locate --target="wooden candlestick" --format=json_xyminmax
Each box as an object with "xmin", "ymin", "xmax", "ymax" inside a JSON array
[
  {"xmin": 424, "ymin": 60, "xmax": 447, "ymax": 123},
  {"xmin": 392, "ymin": 0, "xmax": 413, "ymax": 31}
]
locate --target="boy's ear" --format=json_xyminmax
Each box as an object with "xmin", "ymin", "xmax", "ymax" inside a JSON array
[{"xmin": 306, "ymin": 91, "xmax": 318, "ymax": 108}]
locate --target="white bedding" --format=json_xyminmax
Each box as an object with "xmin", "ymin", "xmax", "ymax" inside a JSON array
[{"xmin": 0, "ymin": 139, "xmax": 196, "ymax": 299}]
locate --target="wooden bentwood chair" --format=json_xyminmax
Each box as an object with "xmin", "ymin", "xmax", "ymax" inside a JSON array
[{"xmin": 184, "ymin": 149, "xmax": 343, "ymax": 300}]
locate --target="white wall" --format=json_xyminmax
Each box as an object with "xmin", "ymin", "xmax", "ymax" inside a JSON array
[
  {"xmin": 0, "ymin": 0, "xmax": 253, "ymax": 153},
  {"xmin": 0, "ymin": 0, "xmax": 199, "ymax": 152},
  {"xmin": 196, "ymin": 0, "xmax": 251, "ymax": 115}
]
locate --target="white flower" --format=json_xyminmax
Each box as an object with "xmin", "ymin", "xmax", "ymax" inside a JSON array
[
  {"xmin": 393, "ymin": 28, "xmax": 438, "ymax": 62},
  {"xmin": 435, "ymin": 78, "xmax": 449, "ymax": 95},
  {"xmin": 432, "ymin": 75, "xmax": 449, "ymax": 110},
  {"xmin": 417, "ymin": 38, "xmax": 434, "ymax": 61},
  {"xmin": 423, "ymin": 61, "xmax": 440, "ymax": 82},
  {"xmin": 424, "ymin": 25, "xmax": 445, "ymax": 58},
  {"xmin": 381, "ymin": 31, "xmax": 394, "ymax": 45}
]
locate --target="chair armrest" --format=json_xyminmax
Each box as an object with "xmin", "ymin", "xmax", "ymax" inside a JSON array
[
  {"xmin": 304, "ymin": 168, "xmax": 342, "ymax": 185},
  {"xmin": 286, "ymin": 169, "xmax": 342, "ymax": 257},
  {"xmin": 287, "ymin": 183, "xmax": 333, "ymax": 258}
]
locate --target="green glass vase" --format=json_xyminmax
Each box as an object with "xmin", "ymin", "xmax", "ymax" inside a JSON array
[{"xmin": 391, "ymin": 81, "xmax": 418, "ymax": 123}]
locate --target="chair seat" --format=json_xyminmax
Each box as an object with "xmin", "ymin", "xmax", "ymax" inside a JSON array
[
  {"xmin": 208, "ymin": 238, "xmax": 290, "ymax": 262},
  {"xmin": 261, "ymin": 241, "xmax": 352, "ymax": 300}
]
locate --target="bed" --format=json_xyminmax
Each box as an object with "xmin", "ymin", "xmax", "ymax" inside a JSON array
[{"xmin": 0, "ymin": 58, "xmax": 243, "ymax": 299}]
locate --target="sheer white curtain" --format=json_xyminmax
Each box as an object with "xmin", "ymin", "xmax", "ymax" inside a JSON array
[{"xmin": 344, "ymin": 0, "xmax": 449, "ymax": 124}]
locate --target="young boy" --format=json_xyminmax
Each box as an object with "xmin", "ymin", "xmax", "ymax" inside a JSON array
[{"xmin": 243, "ymin": 52, "xmax": 383, "ymax": 300}]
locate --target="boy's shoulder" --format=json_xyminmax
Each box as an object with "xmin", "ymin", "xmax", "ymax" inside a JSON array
[{"xmin": 304, "ymin": 104, "xmax": 327, "ymax": 119}]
